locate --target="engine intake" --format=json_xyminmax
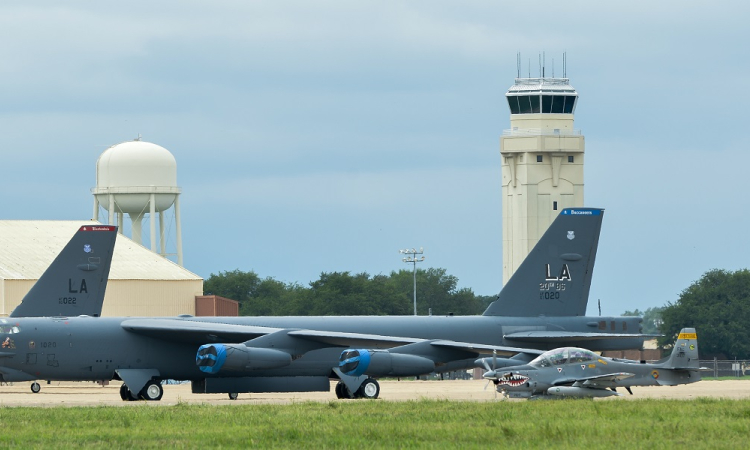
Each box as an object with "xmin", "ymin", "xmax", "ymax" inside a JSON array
[
  {"xmin": 339, "ymin": 349, "xmax": 435, "ymax": 377},
  {"xmin": 196, "ymin": 344, "xmax": 292, "ymax": 374}
]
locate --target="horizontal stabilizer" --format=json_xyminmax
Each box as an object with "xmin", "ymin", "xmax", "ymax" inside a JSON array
[{"xmin": 505, "ymin": 331, "xmax": 657, "ymax": 343}]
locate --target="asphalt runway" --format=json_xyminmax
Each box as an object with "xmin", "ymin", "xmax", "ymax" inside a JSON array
[{"xmin": 1, "ymin": 379, "xmax": 749, "ymax": 407}]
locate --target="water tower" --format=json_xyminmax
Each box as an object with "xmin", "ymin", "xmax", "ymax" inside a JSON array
[{"xmin": 92, "ymin": 139, "xmax": 183, "ymax": 266}]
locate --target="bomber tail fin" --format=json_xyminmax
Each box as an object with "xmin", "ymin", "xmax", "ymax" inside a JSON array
[
  {"xmin": 483, "ymin": 208, "xmax": 603, "ymax": 317},
  {"xmin": 660, "ymin": 328, "xmax": 700, "ymax": 370},
  {"xmin": 10, "ymin": 224, "xmax": 117, "ymax": 318}
]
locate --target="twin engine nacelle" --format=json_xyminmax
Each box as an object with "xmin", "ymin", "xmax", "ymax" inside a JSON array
[
  {"xmin": 339, "ymin": 349, "xmax": 435, "ymax": 377},
  {"xmin": 196, "ymin": 344, "xmax": 292, "ymax": 374}
]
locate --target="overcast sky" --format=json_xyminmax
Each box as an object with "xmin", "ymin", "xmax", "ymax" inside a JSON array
[{"xmin": 1, "ymin": 1, "xmax": 748, "ymax": 316}]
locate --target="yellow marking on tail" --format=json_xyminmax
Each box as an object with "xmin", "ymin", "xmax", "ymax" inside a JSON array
[{"xmin": 678, "ymin": 333, "xmax": 697, "ymax": 340}]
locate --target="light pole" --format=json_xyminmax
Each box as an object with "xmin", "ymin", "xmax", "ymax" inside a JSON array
[{"xmin": 399, "ymin": 248, "xmax": 425, "ymax": 316}]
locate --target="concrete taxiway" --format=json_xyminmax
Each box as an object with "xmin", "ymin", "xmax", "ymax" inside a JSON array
[{"xmin": 1, "ymin": 379, "xmax": 748, "ymax": 407}]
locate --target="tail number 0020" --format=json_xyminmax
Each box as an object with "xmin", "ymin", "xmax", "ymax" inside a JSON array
[{"xmin": 540, "ymin": 291, "xmax": 561, "ymax": 300}]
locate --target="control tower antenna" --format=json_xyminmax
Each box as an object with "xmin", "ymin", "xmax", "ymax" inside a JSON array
[
  {"xmin": 517, "ymin": 52, "xmax": 521, "ymax": 78},
  {"xmin": 563, "ymin": 52, "xmax": 567, "ymax": 78}
]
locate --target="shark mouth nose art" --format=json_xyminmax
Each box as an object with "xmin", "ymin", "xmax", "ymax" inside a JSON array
[{"xmin": 498, "ymin": 373, "xmax": 530, "ymax": 387}]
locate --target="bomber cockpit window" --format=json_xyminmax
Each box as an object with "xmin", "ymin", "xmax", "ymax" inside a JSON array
[{"xmin": 0, "ymin": 325, "xmax": 19, "ymax": 334}]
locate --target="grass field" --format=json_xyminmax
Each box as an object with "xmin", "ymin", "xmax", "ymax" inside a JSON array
[{"xmin": 0, "ymin": 398, "xmax": 748, "ymax": 448}]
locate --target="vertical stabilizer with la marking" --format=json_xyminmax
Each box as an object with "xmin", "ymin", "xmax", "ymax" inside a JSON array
[
  {"xmin": 483, "ymin": 208, "xmax": 603, "ymax": 317},
  {"xmin": 10, "ymin": 225, "xmax": 118, "ymax": 318}
]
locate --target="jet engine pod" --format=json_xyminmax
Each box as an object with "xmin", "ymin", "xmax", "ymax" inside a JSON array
[
  {"xmin": 339, "ymin": 349, "xmax": 435, "ymax": 377},
  {"xmin": 196, "ymin": 344, "xmax": 292, "ymax": 374}
]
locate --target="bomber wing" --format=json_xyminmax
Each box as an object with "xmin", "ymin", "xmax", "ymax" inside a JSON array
[
  {"xmin": 121, "ymin": 318, "xmax": 538, "ymax": 361},
  {"xmin": 121, "ymin": 318, "xmax": 285, "ymax": 344}
]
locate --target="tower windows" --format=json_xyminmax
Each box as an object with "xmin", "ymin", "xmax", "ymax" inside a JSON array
[
  {"xmin": 536, "ymin": 155, "xmax": 543, "ymax": 162},
  {"xmin": 568, "ymin": 155, "xmax": 574, "ymax": 163},
  {"xmin": 508, "ymin": 94, "xmax": 577, "ymax": 114}
]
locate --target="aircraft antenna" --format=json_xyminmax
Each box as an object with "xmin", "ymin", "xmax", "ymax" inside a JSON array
[{"xmin": 517, "ymin": 52, "xmax": 521, "ymax": 78}]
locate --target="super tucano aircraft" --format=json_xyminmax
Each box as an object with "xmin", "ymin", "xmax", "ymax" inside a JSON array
[
  {"xmin": 482, "ymin": 328, "xmax": 701, "ymax": 399},
  {"xmin": 2, "ymin": 208, "xmax": 650, "ymax": 401}
]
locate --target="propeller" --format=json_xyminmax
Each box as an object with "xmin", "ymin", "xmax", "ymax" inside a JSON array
[{"xmin": 482, "ymin": 349, "xmax": 499, "ymax": 399}]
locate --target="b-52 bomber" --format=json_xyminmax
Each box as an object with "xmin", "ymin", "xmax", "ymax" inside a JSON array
[
  {"xmin": 2, "ymin": 208, "xmax": 651, "ymax": 401},
  {"xmin": 482, "ymin": 328, "xmax": 701, "ymax": 399}
]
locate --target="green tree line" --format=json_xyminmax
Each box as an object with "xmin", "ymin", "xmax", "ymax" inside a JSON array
[{"xmin": 204, "ymin": 268, "xmax": 496, "ymax": 317}]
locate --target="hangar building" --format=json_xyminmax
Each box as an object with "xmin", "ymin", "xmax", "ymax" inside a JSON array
[{"xmin": 0, "ymin": 220, "xmax": 205, "ymax": 317}]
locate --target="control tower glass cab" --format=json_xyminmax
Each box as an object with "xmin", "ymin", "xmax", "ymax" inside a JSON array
[{"xmin": 505, "ymin": 77, "xmax": 578, "ymax": 133}]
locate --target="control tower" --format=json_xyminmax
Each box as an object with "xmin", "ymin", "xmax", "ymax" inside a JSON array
[{"xmin": 501, "ymin": 70, "xmax": 584, "ymax": 284}]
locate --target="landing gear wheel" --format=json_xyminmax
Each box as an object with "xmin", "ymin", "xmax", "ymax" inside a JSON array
[
  {"xmin": 139, "ymin": 380, "xmax": 164, "ymax": 401},
  {"xmin": 30, "ymin": 382, "xmax": 41, "ymax": 394},
  {"xmin": 356, "ymin": 378, "xmax": 380, "ymax": 399},
  {"xmin": 119, "ymin": 384, "xmax": 138, "ymax": 401},
  {"xmin": 335, "ymin": 381, "xmax": 346, "ymax": 399},
  {"xmin": 228, "ymin": 393, "xmax": 238, "ymax": 400}
]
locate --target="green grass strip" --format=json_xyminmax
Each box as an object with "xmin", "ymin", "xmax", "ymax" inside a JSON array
[{"xmin": 0, "ymin": 398, "xmax": 748, "ymax": 449}]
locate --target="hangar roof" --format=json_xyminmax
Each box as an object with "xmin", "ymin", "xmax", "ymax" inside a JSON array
[{"xmin": 0, "ymin": 220, "xmax": 202, "ymax": 281}]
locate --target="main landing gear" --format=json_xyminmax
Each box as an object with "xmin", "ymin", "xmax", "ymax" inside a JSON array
[
  {"xmin": 335, "ymin": 377, "xmax": 380, "ymax": 399},
  {"xmin": 120, "ymin": 380, "xmax": 164, "ymax": 401},
  {"xmin": 30, "ymin": 382, "xmax": 41, "ymax": 393}
]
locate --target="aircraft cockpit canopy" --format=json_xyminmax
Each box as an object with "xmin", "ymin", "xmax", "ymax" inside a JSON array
[{"xmin": 529, "ymin": 347, "xmax": 598, "ymax": 368}]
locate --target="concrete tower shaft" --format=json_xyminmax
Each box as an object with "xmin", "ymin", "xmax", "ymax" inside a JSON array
[{"xmin": 501, "ymin": 77, "xmax": 585, "ymax": 284}]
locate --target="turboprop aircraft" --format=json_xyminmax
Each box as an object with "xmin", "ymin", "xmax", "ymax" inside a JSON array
[
  {"xmin": 0, "ymin": 208, "xmax": 651, "ymax": 401},
  {"xmin": 482, "ymin": 328, "xmax": 701, "ymax": 399}
]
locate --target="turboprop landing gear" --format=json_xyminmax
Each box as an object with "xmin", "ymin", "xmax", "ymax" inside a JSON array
[
  {"xmin": 228, "ymin": 392, "xmax": 238, "ymax": 400},
  {"xmin": 30, "ymin": 382, "xmax": 41, "ymax": 393}
]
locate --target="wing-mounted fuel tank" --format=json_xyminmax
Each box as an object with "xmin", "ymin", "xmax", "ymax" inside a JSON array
[
  {"xmin": 196, "ymin": 344, "xmax": 292, "ymax": 374},
  {"xmin": 339, "ymin": 349, "xmax": 435, "ymax": 377}
]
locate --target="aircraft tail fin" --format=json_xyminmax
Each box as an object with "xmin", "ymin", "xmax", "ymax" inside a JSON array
[
  {"xmin": 483, "ymin": 208, "xmax": 603, "ymax": 317},
  {"xmin": 660, "ymin": 328, "xmax": 700, "ymax": 370},
  {"xmin": 10, "ymin": 225, "xmax": 118, "ymax": 318}
]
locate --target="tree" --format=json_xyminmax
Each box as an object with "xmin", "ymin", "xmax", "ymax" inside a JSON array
[
  {"xmin": 622, "ymin": 307, "xmax": 664, "ymax": 335},
  {"xmin": 203, "ymin": 268, "xmax": 489, "ymax": 317},
  {"xmin": 659, "ymin": 269, "xmax": 750, "ymax": 358}
]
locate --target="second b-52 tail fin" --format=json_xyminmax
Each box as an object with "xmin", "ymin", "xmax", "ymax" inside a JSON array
[
  {"xmin": 10, "ymin": 225, "xmax": 118, "ymax": 318},
  {"xmin": 483, "ymin": 208, "xmax": 603, "ymax": 317}
]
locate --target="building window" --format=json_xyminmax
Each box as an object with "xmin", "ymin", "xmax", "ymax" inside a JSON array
[
  {"xmin": 553, "ymin": 201, "xmax": 558, "ymax": 211},
  {"xmin": 568, "ymin": 155, "xmax": 574, "ymax": 163},
  {"xmin": 536, "ymin": 155, "xmax": 543, "ymax": 163}
]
